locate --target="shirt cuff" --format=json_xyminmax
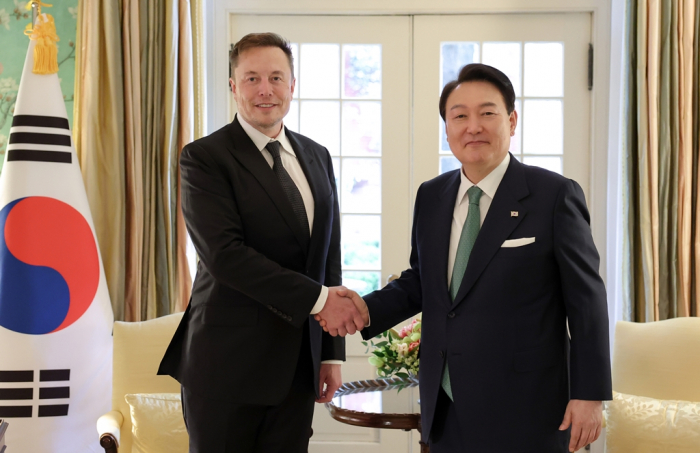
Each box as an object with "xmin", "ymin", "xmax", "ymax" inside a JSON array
[
  {"xmin": 310, "ymin": 286, "xmax": 329, "ymax": 315},
  {"xmin": 321, "ymin": 360, "xmax": 343, "ymax": 365}
]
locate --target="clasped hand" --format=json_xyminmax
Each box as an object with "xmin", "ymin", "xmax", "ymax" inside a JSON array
[{"xmin": 314, "ymin": 287, "xmax": 368, "ymax": 337}]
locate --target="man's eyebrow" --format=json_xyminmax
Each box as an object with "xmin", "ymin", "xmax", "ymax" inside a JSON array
[{"xmin": 450, "ymin": 101, "xmax": 498, "ymax": 111}]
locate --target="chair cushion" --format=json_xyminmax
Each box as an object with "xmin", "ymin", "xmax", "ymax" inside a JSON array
[
  {"xmin": 606, "ymin": 391, "xmax": 700, "ymax": 452},
  {"xmin": 124, "ymin": 393, "xmax": 188, "ymax": 453}
]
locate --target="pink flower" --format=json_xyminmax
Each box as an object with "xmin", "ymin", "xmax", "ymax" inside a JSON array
[
  {"xmin": 409, "ymin": 341, "xmax": 420, "ymax": 352},
  {"xmin": 399, "ymin": 319, "xmax": 422, "ymax": 338}
]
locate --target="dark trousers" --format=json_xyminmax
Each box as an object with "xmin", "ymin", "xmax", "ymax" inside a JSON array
[
  {"xmin": 429, "ymin": 387, "xmax": 465, "ymax": 453},
  {"xmin": 181, "ymin": 324, "xmax": 315, "ymax": 453}
]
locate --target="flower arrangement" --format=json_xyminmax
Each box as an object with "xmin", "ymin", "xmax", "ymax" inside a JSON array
[{"xmin": 362, "ymin": 318, "xmax": 421, "ymax": 380}]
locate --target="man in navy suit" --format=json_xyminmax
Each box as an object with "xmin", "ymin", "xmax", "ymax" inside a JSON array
[{"xmin": 320, "ymin": 64, "xmax": 612, "ymax": 452}]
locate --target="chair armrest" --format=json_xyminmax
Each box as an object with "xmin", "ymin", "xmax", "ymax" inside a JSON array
[{"xmin": 97, "ymin": 411, "xmax": 124, "ymax": 453}]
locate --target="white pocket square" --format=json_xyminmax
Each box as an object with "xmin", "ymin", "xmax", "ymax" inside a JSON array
[{"xmin": 501, "ymin": 237, "xmax": 536, "ymax": 248}]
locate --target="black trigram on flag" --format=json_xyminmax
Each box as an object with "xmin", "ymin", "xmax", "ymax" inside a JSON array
[
  {"xmin": 0, "ymin": 369, "xmax": 70, "ymax": 418},
  {"xmin": 8, "ymin": 114, "xmax": 72, "ymax": 164}
]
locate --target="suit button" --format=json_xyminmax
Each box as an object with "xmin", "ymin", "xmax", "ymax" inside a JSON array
[
  {"xmin": 448, "ymin": 312, "xmax": 455, "ymax": 318},
  {"xmin": 439, "ymin": 351, "xmax": 444, "ymax": 358}
]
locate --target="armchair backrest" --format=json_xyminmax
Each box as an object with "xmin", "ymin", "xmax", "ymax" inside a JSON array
[
  {"xmin": 612, "ymin": 317, "xmax": 700, "ymax": 401},
  {"xmin": 112, "ymin": 312, "xmax": 183, "ymax": 452}
]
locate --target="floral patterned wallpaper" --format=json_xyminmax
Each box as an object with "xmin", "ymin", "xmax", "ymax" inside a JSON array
[{"xmin": 0, "ymin": 0, "xmax": 78, "ymax": 173}]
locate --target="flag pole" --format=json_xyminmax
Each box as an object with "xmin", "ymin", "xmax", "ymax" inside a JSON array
[{"xmin": 31, "ymin": 1, "xmax": 38, "ymax": 25}]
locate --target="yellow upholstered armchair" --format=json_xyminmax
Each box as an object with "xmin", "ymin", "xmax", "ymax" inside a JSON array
[
  {"xmin": 96, "ymin": 312, "xmax": 185, "ymax": 453},
  {"xmin": 605, "ymin": 317, "xmax": 700, "ymax": 452}
]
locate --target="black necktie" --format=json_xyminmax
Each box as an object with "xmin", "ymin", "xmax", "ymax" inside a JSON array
[{"xmin": 266, "ymin": 141, "xmax": 311, "ymax": 238}]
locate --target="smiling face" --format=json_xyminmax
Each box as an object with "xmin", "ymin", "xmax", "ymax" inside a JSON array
[
  {"xmin": 444, "ymin": 80, "xmax": 517, "ymax": 183},
  {"xmin": 230, "ymin": 46, "xmax": 295, "ymax": 137}
]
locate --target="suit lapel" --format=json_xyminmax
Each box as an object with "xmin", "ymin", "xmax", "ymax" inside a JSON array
[
  {"xmin": 452, "ymin": 156, "xmax": 530, "ymax": 307},
  {"xmin": 426, "ymin": 171, "xmax": 462, "ymax": 309},
  {"xmin": 287, "ymin": 130, "xmax": 329, "ymax": 269},
  {"xmin": 225, "ymin": 119, "xmax": 310, "ymax": 254}
]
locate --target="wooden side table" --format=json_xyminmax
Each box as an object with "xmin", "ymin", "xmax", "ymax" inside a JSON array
[{"xmin": 325, "ymin": 377, "xmax": 429, "ymax": 453}]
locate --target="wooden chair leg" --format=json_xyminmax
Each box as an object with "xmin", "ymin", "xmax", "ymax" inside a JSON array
[{"xmin": 99, "ymin": 433, "xmax": 119, "ymax": 453}]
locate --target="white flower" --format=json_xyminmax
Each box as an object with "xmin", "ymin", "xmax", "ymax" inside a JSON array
[
  {"xmin": 0, "ymin": 9, "xmax": 10, "ymax": 30},
  {"xmin": 68, "ymin": 7, "xmax": 77, "ymax": 20},
  {"xmin": 396, "ymin": 343, "xmax": 409, "ymax": 357},
  {"xmin": 0, "ymin": 77, "xmax": 19, "ymax": 95}
]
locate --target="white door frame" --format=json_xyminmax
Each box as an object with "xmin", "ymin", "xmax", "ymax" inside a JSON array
[{"xmin": 202, "ymin": 2, "xmax": 623, "ymax": 451}]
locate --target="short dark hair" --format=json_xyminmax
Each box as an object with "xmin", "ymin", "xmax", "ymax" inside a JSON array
[
  {"xmin": 229, "ymin": 32, "xmax": 294, "ymax": 78},
  {"xmin": 439, "ymin": 63, "xmax": 516, "ymax": 120}
]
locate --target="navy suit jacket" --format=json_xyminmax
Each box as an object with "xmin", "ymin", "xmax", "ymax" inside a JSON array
[
  {"xmin": 158, "ymin": 117, "xmax": 344, "ymax": 405},
  {"xmin": 362, "ymin": 155, "xmax": 611, "ymax": 452}
]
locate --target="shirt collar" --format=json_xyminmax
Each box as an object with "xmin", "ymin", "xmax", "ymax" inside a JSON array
[
  {"xmin": 456, "ymin": 153, "xmax": 511, "ymax": 204},
  {"xmin": 237, "ymin": 113, "xmax": 296, "ymax": 157}
]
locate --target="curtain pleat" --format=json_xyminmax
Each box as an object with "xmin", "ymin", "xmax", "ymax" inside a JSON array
[
  {"xmin": 176, "ymin": 0, "xmax": 195, "ymax": 312},
  {"xmin": 678, "ymin": 0, "xmax": 695, "ymax": 318},
  {"xmin": 622, "ymin": 0, "xmax": 639, "ymax": 322},
  {"xmin": 76, "ymin": 0, "xmax": 197, "ymax": 321},
  {"xmin": 657, "ymin": 0, "xmax": 677, "ymax": 321},
  {"xmin": 692, "ymin": 0, "xmax": 700, "ymax": 317},
  {"xmin": 191, "ymin": 0, "xmax": 206, "ymax": 140},
  {"xmin": 122, "ymin": 0, "xmax": 145, "ymax": 322},
  {"xmin": 74, "ymin": 0, "xmax": 126, "ymax": 321}
]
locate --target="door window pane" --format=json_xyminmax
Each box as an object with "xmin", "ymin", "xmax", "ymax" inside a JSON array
[
  {"xmin": 286, "ymin": 100, "xmax": 299, "ymax": 133},
  {"xmin": 299, "ymin": 44, "xmax": 340, "ymax": 98},
  {"xmin": 290, "ymin": 43, "xmax": 299, "ymax": 98},
  {"xmin": 440, "ymin": 42, "xmax": 479, "ymax": 88},
  {"xmin": 524, "ymin": 42, "xmax": 564, "ymax": 97},
  {"xmin": 343, "ymin": 45, "xmax": 382, "ymax": 99},
  {"xmin": 522, "ymin": 99, "xmax": 563, "ymax": 155},
  {"xmin": 482, "ymin": 42, "xmax": 522, "ymax": 97},
  {"xmin": 342, "ymin": 101, "xmax": 382, "ymax": 156},
  {"xmin": 342, "ymin": 271, "xmax": 381, "ymax": 295},
  {"xmin": 342, "ymin": 215, "xmax": 381, "ymax": 270},
  {"xmin": 341, "ymin": 158, "xmax": 381, "ymax": 213},
  {"xmin": 299, "ymin": 100, "xmax": 340, "ymax": 156},
  {"xmin": 510, "ymin": 99, "xmax": 521, "ymax": 154},
  {"xmin": 440, "ymin": 156, "xmax": 461, "ymax": 175}
]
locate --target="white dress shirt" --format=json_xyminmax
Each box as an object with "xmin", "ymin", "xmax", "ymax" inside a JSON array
[
  {"xmin": 237, "ymin": 115, "xmax": 331, "ymax": 316},
  {"xmin": 447, "ymin": 153, "xmax": 510, "ymax": 287}
]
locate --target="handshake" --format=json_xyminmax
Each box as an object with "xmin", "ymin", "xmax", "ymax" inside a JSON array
[{"xmin": 314, "ymin": 286, "xmax": 369, "ymax": 337}]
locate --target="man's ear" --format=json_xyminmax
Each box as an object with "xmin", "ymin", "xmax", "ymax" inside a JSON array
[
  {"xmin": 229, "ymin": 78, "xmax": 236, "ymax": 95},
  {"xmin": 290, "ymin": 77, "xmax": 296, "ymax": 97},
  {"xmin": 509, "ymin": 109, "xmax": 518, "ymax": 136}
]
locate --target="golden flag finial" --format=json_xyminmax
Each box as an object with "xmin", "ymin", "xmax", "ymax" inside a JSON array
[
  {"xmin": 24, "ymin": 1, "xmax": 53, "ymax": 15},
  {"xmin": 24, "ymin": 12, "xmax": 60, "ymax": 75}
]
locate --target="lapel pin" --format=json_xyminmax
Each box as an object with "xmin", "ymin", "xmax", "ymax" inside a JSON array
[{"xmin": 511, "ymin": 211, "xmax": 519, "ymax": 217}]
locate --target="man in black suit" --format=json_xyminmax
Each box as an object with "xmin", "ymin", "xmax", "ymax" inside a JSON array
[
  {"xmin": 159, "ymin": 33, "xmax": 365, "ymax": 453},
  {"xmin": 320, "ymin": 64, "xmax": 612, "ymax": 452}
]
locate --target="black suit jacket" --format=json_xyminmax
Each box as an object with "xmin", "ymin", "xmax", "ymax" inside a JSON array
[
  {"xmin": 362, "ymin": 155, "xmax": 612, "ymax": 452},
  {"xmin": 159, "ymin": 117, "xmax": 344, "ymax": 405}
]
